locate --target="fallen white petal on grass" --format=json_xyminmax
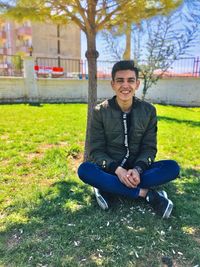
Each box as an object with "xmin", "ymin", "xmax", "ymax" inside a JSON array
[
  {"xmin": 74, "ymin": 241, "xmax": 80, "ymax": 246},
  {"xmin": 134, "ymin": 251, "xmax": 139, "ymax": 258},
  {"xmin": 95, "ymin": 235, "xmax": 101, "ymax": 240},
  {"xmin": 160, "ymin": 230, "xmax": 165, "ymax": 236},
  {"xmin": 47, "ymin": 252, "xmax": 53, "ymax": 257}
]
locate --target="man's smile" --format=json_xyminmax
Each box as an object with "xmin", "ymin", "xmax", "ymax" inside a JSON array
[{"xmin": 120, "ymin": 89, "xmax": 131, "ymax": 94}]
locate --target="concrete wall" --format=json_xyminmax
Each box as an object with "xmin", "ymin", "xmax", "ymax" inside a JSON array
[
  {"xmin": 0, "ymin": 77, "xmax": 27, "ymax": 102},
  {"xmin": 137, "ymin": 78, "xmax": 200, "ymax": 106},
  {"xmin": 37, "ymin": 79, "xmax": 117, "ymax": 102},
  {"xmin": 0, "ymin": 57, "xmax": 200, "ymax": 106}
]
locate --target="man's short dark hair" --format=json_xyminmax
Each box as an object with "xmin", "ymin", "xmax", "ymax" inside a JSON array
[{"xmin": 111, "ymin": 60, "xmax": 139, "ymax": 81}]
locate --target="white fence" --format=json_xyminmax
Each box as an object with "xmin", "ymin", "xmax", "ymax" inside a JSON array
[{"xmin": 0, "ymin": 57, "xmax": 200, "ymax": 106}]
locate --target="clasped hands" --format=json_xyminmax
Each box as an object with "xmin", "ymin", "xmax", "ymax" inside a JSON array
[{"xmin": 115, "ymin": 166, "xmax": 140, "ymax": 188}]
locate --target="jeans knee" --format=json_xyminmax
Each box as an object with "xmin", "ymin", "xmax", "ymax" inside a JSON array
[
  {"xmin": 78, "ymin": 162, "xmax": 88, "ymax": 178},
  {"xmin": 169, "ymin": 160, "xmax": 180, "ymax": 177},
  {"xmin": 77, "ymin": 161, "xmax": 95, "ymax": 183}
]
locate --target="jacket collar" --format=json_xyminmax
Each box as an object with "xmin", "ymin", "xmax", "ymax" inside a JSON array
[{"xmin": 109, "ymin": 96, "xmax": 139, "ymax": 111}]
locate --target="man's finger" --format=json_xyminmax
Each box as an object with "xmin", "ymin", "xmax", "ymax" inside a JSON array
[
  {"xmin": 120, "ymin": 175, "xmax": 133, "ymax": 188},
  {"xmin": 125, "ymin": 176, "xmax": 137, "ymax": 188}
]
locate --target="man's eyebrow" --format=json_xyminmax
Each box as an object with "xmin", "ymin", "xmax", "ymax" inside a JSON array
[
  {"xmin": 115, "ymin": 77, "xmax": 124, "ymax": 80},
  {"xmin": 115, "ymin": 77, "xmax": 136, "ymax": 80}
]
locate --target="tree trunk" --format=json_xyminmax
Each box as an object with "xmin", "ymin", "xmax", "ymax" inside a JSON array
[
  {"xmin": 84, "ymin": 30, "xmax": 99, "ymax": 161},
  {"xmin": 142, "ymin": 78, "xmax": 147, "ymax": 100},
  {"xmin": 123, "ymin": 25, "xmax": 131, "ymax": 60}
]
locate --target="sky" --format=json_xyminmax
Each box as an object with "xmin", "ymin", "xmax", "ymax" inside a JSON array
[
  {"xmin": 81, "ymin": 2, "xmax": 200, "ymax": 61},
  {"xmin": 81, "ymin": 28, "xmax": 200, "ymax": 61}
]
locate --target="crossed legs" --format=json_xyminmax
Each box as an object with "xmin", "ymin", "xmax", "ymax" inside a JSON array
[{"xmin": 78, "ymin": 160, "xmax": 180, "ymax": 199}]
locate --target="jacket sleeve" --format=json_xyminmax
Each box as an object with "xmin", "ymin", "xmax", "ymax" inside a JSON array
[
  {"xmin": 89, "ymin": 107, "xmax": 119, "ymax": 172},
  {"xmin": 133, "ymin": 106, "xmax": 157, "ymax": 172}
]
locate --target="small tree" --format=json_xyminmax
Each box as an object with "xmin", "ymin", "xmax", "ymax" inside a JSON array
[
  {"xmin": 11, "ymin": 51, "xmax": 25, "ymax": 71},
  {"xmin": 138, "ymin": 15, "xmax": 199, "ymax": 99},
  {"xmin": 0, "ymin": 0, "xmax": 182, "ymax": 159}
]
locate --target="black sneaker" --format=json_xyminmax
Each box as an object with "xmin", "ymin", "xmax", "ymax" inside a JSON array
[
  {"xmin": 93, "ymin": 187, "xmax": 109, "ymax": 210},
  {"xmin": 146, "ymin": 190, "xmax": 173, "ymax": 218},
  {"xmin": 158, "ymin": 190, "xmax": 168, "ymax": 199}
]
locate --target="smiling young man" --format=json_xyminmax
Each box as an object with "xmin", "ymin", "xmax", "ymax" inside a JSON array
[{"xmin": 78, "ymin": 60, "xmax": 180, "ymax": 218}]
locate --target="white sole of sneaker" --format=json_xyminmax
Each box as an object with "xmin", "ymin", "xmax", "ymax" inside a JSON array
[
  {"xmin": 158, "ymin": 190, "xmax": 168, "ymax": 199},
  {"xmin": 93, "ymin": 188, "xmax": 109, "ymax": 210},
  {"xmin": 95, "ymin": 195, "xmax": 109, "ymax": 210},
  {"xmin": 162, "ymin": 199, "xmax": 173, "ymax": 219}
]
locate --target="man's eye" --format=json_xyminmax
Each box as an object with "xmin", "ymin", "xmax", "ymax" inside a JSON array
[
  {"xmin": 128, "ymin": 79, "xmax": 135, "ymax": 83},
  {"xmin": 115, "ymin": 79, "xmax": 136, "ymax": 84}
]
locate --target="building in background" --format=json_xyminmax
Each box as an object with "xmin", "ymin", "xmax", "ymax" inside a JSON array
[{"xmin": 0, "ymin": 19, "xmax": 81, "ymax": 59}]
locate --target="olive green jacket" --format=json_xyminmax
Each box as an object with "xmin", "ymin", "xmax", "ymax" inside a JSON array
[{"xmin": 89, "ymin": 96, "xmax": 157, "ymax": 173}]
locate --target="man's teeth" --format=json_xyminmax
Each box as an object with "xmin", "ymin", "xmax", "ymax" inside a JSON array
[{"xmin": 121, "ymin": 91, "xmax": 130, "ymax": 94}]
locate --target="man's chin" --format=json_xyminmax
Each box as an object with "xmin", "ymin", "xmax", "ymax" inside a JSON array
[{"xmin": 118, "ymin": 94, "xmax": 132, "ymax": 101}]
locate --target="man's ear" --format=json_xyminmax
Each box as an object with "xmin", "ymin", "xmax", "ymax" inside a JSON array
[
  {"xmin": 111, "ymin": 80, "xmax": 114, "ymax": 89},
  {"xmin": 135, "ymin": 80, "xmax": 140, "ymax": 90}
]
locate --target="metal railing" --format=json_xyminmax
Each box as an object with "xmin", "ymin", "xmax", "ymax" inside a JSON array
[
  {"xmin": 136, "ymin": 57, "xmax": 200, "ymax": 78},
  {"xmin": 1, "ymin": 55, "xmax": 199, "ymax": 78},
  {"xmin": 35, "ymin": 57, "xmax": 83, "ymax": 78},
  {"xmin": 83, "ymin": 57, "xmax": 200, "ymax": 79},
  {"xmin": 0, "ymin": 54, "xmax": 23, "ymax": 77}
]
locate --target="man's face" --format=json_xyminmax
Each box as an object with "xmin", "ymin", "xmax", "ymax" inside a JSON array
[{"xmin": 111, "ymin": 70, "xmax": 140, "ymax": 102}]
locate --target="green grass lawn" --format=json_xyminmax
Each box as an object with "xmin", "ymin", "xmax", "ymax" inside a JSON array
[{"xmin": 0, "ymin": 103, "xmax": 199, "ymax": 267}]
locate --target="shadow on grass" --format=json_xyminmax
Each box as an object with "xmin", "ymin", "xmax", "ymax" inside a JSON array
[
  {"xmin": 168, "ymin": 167, "xmax": 200, "ymax": 224},
  {"xmin": 158, "ymin": 115, "xmax": 200, "ymax": 128},
  {"xmin": 1, "ymin": 170, "xmax": 200, "ymax": 267},
  {"xmin": 29, "ymin": 102, "xmax": 42, "ymax": 107},
  {"xmin": 180, "ymin": 167, "xmax": 200, "ymax": 178}
]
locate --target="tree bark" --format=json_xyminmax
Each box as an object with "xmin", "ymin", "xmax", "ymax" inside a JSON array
[
  {"xmin": 123, "ymin": 25, "xmax": 131, "ymax": 60},
  {"xmin": 84, "ymin": 30, "xmax": 99, "ymax": 161},
  {"xmin": 142, "ymin": 78, "xmax": 147, "ymax": 100}
]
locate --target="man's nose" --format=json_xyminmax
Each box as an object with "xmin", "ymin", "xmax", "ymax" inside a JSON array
[{"xmin": 122, "ymin": 80, "xmax": 129, "ymax": 87}]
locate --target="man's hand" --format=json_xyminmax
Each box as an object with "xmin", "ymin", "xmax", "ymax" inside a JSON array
[
  {"xmin": 115, "ymin": 166, "xmax": 139, "ymax": 188},
  {"xmin": 126, "ymin": 168, "xmax": 140, "ymax": 187}
]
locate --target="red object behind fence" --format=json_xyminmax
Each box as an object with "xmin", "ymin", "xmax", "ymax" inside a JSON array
[{"xmin": 34, "ymin": 65, "xmax": 64, "ymax": 77}]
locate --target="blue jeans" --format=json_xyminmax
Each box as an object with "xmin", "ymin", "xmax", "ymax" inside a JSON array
[{"xmin": 78, "ymin": 160, "xmax": 180, "ymax": 199}]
